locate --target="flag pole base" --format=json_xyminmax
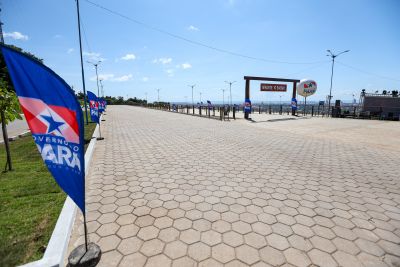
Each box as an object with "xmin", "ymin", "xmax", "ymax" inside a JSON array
[
  {"xmin": 68, "ymin": 242, "xmax": 101, "ymax": 267},
  {"xmin": 96, "ymin": 137, "xmax": 104, "ymax": 141}
]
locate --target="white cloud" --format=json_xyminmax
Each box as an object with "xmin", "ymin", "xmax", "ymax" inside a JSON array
[
  {"xmin": 187, "ymin": 25, "xmax": 199, "ymax": 31},
  {"xmin": 53, "ymin": 34, "xmax": 63, "ymax": 39},
  {"xmin": 142, "ymin": 77, "xmax": 149, "ymax": 82},
  {"xmin": 91, "ymin": 74, "xmax": 114, "ymax": 81},
  {"xmin": 67, "ymin": 48, "xmax": 74, "ymax": 54},
  {"xmin": 165, "ymin": 69, "xmax": 175, "ymax": 77},
  {"xmin": 181, "ymin": 63, "xmax": 192, "ymax": 69},
  {"xmin": 113, "ymin": 74, "xmax": 133, "ymax": 82},
  {"xmin": 153, "ymin": 57, "xmax": 172, "ymax": 65},
  {"xmin": 4, "ymin": 31, "xmax": 28, "ymax": 41},
  {"xmin": 120, "ymin": 53, "xmax": 136, "ymax": 61},
  {"xmin": 83, "ymin": 51, "xmax": 105, "ymax": 61},
  {"xmin": 90, "ymin": 73, "xmax": 133, "ymax": 82}
]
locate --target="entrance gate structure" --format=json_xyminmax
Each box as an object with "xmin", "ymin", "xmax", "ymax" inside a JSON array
[{"xmin": 244, "ymin": 76, "xmax": 300, "ymax": 119}]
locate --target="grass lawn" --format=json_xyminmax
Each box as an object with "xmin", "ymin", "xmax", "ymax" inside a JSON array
[{"xmin": 0, "ymin": 120, "xmax": 96, "ymax": 267}]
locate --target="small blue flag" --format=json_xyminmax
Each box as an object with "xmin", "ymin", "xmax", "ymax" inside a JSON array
[
  {"xmin": 98, "ymin": 97, "xmax": 105, "ymax": 114},
  {"xmin": 291, "ymin": 98, "xmax": 297, "ymax": 110},
  {"xmin": 244, "ymin": 98, "xmax": 252, "ymax": 113},
  {"xmin": 1, "ymin": 45, "xmax": 86, "ymax": 212},
  {"xmin": 87, "ymin": 91, "xmax": 99, "ymax": 123}
]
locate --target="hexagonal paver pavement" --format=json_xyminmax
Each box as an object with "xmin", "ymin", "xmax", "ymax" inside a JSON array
[{"xmin": 67, "ymin": 106, "xmax": 400, "ymax": 266}]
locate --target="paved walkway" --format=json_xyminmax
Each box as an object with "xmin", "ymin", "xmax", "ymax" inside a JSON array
[
  {"xmin": 0, "ymin": 115, "xmax": 29, "ymax": 142},
  {"xmin": 68, "ymin": 106, "xmax": 400, "ymax": 267}
]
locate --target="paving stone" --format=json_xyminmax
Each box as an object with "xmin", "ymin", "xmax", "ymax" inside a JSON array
[
  {"xmin": 66, "ymin": 107, "xmax": 400, "ymax": 266},
  {"xmin": 164, "ymin": 240, "xmax": 188, "ymax": 259},
  {"xmin": 97, "ymin": 235, "xmax": 121, "ymax": 252},
  {"xmin": 172, "ymin": 256, "xmax": 196, "ymax": 267},
  {"xmin": 158, "ymin": 227, "xmax": 179, "ymax": 243},
  {"xmin": 137, "ymin": 226, "xmax": 159, "ymax": 241},
  {"xmin": 235, "ymin": 244, "xmax": 260, "ymax": 265},
  {"xmin": 355, "ymin": 238, "xmax": 385, "ymax": 256},
  {"xmin": 201, "ymin": 230, "xmax": 222, "ymax": 246},
  {"xmin": 212, "ymin": 243, "xmax": 235, "ymax": 263},
  {"xmin": 288, "ymin": 234, "xmax": 313, "ymax": 252},
  {"xmin": 119, "ymin": 252, "xmax": 147, "ymax": 267},
  {"xmin": 357, "ymin": 252, "xmax": 389, "ymax": 267},
  {"xmin": 117, "ymin": 236, "xmax": 142, "ymax": 255},
  {"xmin": 310, "ymin": 236, "xmax": 337, "ymax": 253},
  {"xmin": 333, "ymin": 237, "xmax": 360, "ymax": 255},
  {"xmin": 188, "ymin": 242, "xmax": 211, "ymax": 261},
  {"xmin": 97, "ymin": 250, "xmax": 122, "ymax": 267},
  {"xmin": 259, "ymin": 246, "xmax": 286, "ymax": 266},
  {"xmin": 145, "ymin": 254, "xmax": 171, "ymax": 267},
  {"xmin": 266, "ymin": 233, "xmax": 290, "ymax": 251},
  {"xmin": 308, "ymin": 248, "xmax": 338, "ymax": 267},
  {"xmin": 180, "ymin": 229, "xmax": 201, "ymax": 244},
  {"xmin": 140, "ymin": 238, "xmax": 165, "ymax": 257},
  {"xmin": 333, "ymin": 251, "xmax": 364, "ymax": 267},
  {"xmin": 244, "ymin": 232, "xmax": 267, "ymax": 249},
  {"xmin": 283, "ymin": 247, "xmax": 311, "ymax": 267},
  {"xmin": 223, "ymin": 231, "xmax": 244, "ymax": 247}
]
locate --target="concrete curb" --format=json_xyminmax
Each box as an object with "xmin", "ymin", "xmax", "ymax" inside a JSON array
[
  {"xmin": 20, "ymin": 122, "xmax": 100, "ymax": 267},
  {"xmin": 0, "ymin": 130, "xmax": 31, "ymax": 144}
]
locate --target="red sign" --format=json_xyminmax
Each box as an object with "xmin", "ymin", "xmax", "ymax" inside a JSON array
[{"xmin": 260, "ymin": 83, "xmax": 287, "ymax": 92}]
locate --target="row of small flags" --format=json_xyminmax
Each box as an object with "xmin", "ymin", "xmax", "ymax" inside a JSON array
[
  {"xmin": 1, "ymin": 45, "xmax": 105, "ymax": 214},
  {"xmin": 87, "ymin": 91, "xmax": 106, "ymax": 123}
]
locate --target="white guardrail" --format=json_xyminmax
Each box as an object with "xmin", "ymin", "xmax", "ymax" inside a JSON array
[{"xmin": 20, "ymin": 122, "xmax": 100, "ymax": 267}]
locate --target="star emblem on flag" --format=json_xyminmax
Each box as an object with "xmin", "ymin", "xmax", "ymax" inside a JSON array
[{"xmin": 41, "ymin": 114, "xmax": 65, "ymax": 134}]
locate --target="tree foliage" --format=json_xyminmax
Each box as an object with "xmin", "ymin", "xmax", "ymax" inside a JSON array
[{"xmin": 0, "ymin": 79, "xmax": 21, "ymax": 124}]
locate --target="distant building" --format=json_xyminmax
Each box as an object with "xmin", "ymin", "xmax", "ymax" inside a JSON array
[{"xmin": 360, "ymin": 90, "xmax": 400, "ymax": 119}]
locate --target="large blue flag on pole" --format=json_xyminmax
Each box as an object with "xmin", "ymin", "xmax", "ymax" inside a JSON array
[
  {"xmin": 87, "ymin": 91, "xmax": 99, "ymax": 123},
  {"xmin": 1, "ymin": 45, "xmax": 86, "ymax": 212}
]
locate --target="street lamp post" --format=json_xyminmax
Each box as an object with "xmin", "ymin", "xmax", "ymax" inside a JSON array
[
  {"xmin": 225, "ymin": 81, "xmax": 236, "ymax": 107},
  {"xmin": 156, "ymin": 89, "xmax": 160, "ymax": 103},
  {"xmin": 188, "ymin": 84, "xmax": 196, "ymax": 106},
  {"xmin": 87, "ymin": 60, "xmax": 102, "ymax": 97},
  {"xmin": 326, "ymin": 49, "xmax": 350, "ymax": 116},
  {"xmin": 145, "ymin": 92, "xmax": 148, "ymax": 104},
  {"xmin": 221, "ymin": 89, "xmax": 226, "ymax": 106},
  {"xmin": 99, "ymin": 79, "xmax": 104, "ymax": 97},
  {"xmin": 199, "ymin": 92, "xmax": 202, "ymax": 103}
]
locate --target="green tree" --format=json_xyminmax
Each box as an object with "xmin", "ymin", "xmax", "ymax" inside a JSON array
[
  {"xmin": 0, "ymin": 44, "xmax": 39, "ymax": 171},
  {"xmin": 0, "ymin": 79, "xmax": 22, "ymax": 171}
]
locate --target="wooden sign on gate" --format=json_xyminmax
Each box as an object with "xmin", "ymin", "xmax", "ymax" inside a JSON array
[{"xmin": 260, "ymin": 83, "xmax": 287, "ymax": 92}]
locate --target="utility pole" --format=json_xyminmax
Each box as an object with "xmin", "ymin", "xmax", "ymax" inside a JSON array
[
  {"xmin": 76, "ymin": 0, "xmax": 89, "ymax": 125},
  {"xmin": 0, "ymin": 9, "xmax": 12, "ymax": 171},
  {"xmin": 188, "ymin": 84, "xmax": 196, "ymax": 106},
  {"xmin": 225, "ymin": 81, "xmax": 236, "ymax": 107},
  {"xmin": 87, "ymin": 60, "xmax": 101, "ymax": 97},
  {"xmin": 199, "ymin": 92, "xmax": 202, "ymax": 103},
  {"xmin": 157, "ymin": 89, "xmax": 160, "ymax": 102},
  {"xmin": 145, "ymin": 92, "xmax": 148, "ymax": 103},
  {"xmin": 221, "ymin": 89, "xmax": 226, "ymax": 106},
  {"xmin": 326, "ymin": 49, "xmax": 350, "ymax": 116},
  {"xmin": 99, "ymin": 79, "xmax": 104, "ymax": 97}
]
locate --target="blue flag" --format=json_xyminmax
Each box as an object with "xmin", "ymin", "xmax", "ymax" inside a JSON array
[
  {"xmin": 1, "ymin": 45, "xmax": 86, "ymax": 212},
  {"xmin": 98, "ymin": 97, "xmax": 105, "ymax": 114},
  {"xmin": 291, "ymin": 98, "xmax": 297, "ymax": 110},
  {"xmin": 244, "ymin": 98, "xmax": 252, "ymax": 113},
  {"xmin": 87, "ymin": 91, "xmax": 99, "ymax": 123}
]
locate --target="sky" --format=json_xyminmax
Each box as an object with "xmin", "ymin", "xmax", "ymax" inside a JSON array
[{"xmin": 2, "ymin": 0, "xmax": 400, "ymax": 103}]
